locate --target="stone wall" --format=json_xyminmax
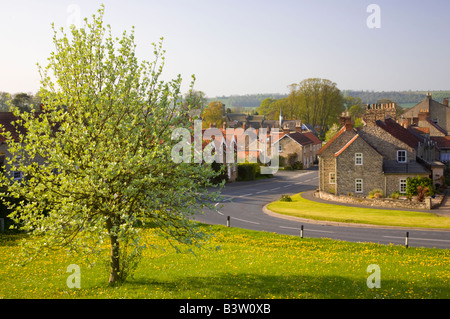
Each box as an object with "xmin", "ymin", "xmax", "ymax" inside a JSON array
[{"xmin": 314, "ymin": 190, "xmax": 444, "ymax": 210}]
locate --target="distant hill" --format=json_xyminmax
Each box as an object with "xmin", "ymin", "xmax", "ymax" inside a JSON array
[
  {"xmin": 342, "ymin": 90, "xmax": 450, "ymax": 107},
  {"xmin": 207, "ymin": 90, "xmax": 450, "ymax": 110}
]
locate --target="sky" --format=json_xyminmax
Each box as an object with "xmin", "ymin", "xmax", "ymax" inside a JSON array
[{"xmin": 0, "ymin": 0, "xmax": 449, "ymax": 98}]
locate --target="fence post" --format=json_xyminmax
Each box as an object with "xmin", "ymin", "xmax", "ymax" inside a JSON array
[
  {"xmin": 0, "ymin": 218, "xmax": 4, "ymax": 233},
  {"xmin": 405, "ymin": 232, "xmax": 409, "ymax": 248},
  {"xmin": 300, "ymin": 225, "xmax": 303, "ymax": 238},
  {"xmin": 227, "ymin": 216, "xmax": 230, "ymax": 228}
]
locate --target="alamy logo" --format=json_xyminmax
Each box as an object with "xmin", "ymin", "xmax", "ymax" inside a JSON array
[
  {"xmin": 171, "ymin": 120, "xmax": 279, "ymax": 174},
  {"xmin": 66, "ymin": 264, "xmax": 81, "ymax": 289},
  {"xmin": 366, "ymin": 4, "xmax": 381, "ymax": 29}
]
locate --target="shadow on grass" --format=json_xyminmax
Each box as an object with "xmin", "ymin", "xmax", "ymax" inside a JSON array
[{"xmin": 125, "ymin": 272, "xmax": 450, "ymax": 299}]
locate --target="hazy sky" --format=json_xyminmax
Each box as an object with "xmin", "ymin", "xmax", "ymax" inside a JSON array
[{"xmin": 1, "ymin": 0, "xmax": 449, "ymax": 97}]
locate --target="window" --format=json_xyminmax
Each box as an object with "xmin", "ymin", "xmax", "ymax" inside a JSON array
[
  {"xmin": 278, "ymin": 145, "xmax": 282, "ymax": 153},
  {"xmin": 355, "ymin": 178, "xmax": 363, "ymax": 193},
  {"xmin": 329, "ymin": 173, "xmax": 336, "ymax": 184},
  {"xmin": 399, "ymin": 179, "xmax": 407, "ymax": 194},
  {"xmin": 397, "ymin": 150, "xmax": 407, "ymax": 163},
  {"xmin": 355, "ymin": 153, "xmax": 363, "ymax": 165},
  {"xmin": 13, "ymin": 171, "xmax": 23, "ymax": 181}
]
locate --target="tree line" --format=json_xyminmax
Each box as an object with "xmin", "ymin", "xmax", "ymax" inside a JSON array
[{"xmin": 0, "ymin": 91, "xmax": 42, "ymax": 112}]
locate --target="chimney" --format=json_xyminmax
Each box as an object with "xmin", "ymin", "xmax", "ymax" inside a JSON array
[
  {"xmin": 345, "ymin": 123, "xmax": 353, "ymax": 131},
  {"xmin": 222, "ymin": 122, "xmax": 226, "ymax": 130},
  {"xmin": 339, "ymin": 112, "xmax": 352, "ymax": 127},
  {"xmin": 295, "ymin": 121, "xmax": 302, "ymax": 132},
  {"xmin": 443, "ymin": 98, "xmax": 449, "ymax": 107},
  {"xmin": 242, "ymin": 122, "xmax": 246, "ymax": 130},
  {"xmin": 418, "ymin": 110, "xmax": 430, "ymax": 122},
  {"xmin": 283, "ymin": 125, "xmax": 290, "ymax": 135}
]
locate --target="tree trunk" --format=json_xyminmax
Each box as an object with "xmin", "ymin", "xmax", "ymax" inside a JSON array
[{"xmin": 106, "ymin": 216, "xmax": 120, "ymax": 285}]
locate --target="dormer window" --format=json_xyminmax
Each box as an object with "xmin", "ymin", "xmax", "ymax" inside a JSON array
[
  {"xmin": 355, "ymin": 153, "xmax": 363, "ymax": 165},
  {"xmin": 397, "ymin": 150, "xmax": 407, "ymax": 163}
]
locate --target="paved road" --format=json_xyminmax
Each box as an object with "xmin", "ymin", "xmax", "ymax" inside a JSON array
[{"xmin": 195, "ymin": 168, "xmax": 450, "ymax": 249}]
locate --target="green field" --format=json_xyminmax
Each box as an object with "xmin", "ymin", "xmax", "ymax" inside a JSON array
[
  {"xmin": 267, "ymin": 193, "xmax": 450, "ymax": 229},
  {"xmin": 1, "ymin": 224, "xmax": 449, "ymax": 299}
]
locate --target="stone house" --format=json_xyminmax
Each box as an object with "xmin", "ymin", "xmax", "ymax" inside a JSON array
[
  {"xmin": 401, "ymin": 93, "xmax": 450, "ymax": 134},
  {"xmin": 318, "ymin": 106, "xmax": 438, "ymax": 197},
  {"xmin": 275, "ymin": 131, "xmax": 321, "ymax": 169}
]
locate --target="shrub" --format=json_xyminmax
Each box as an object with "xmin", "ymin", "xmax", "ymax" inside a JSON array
[
  {"xmin": 237, "ymin": 163, "xmax": 261, "ymax": 181},
  {"xmin": 284, "ymin": 165, "xmax": 293, "ymax": 170},
  {"xmin": 292, "ymin": 161, "xmax": 303, "ymax": 170},
  {"xmin": 390, "ymin": 191, "xmax": 400, "ymax": 200},
  {"xmin": 280, "ymin": 194, "xmax": 292, "ymax": 202},
  {"xmin": 368, "ymin": 188, "xmax": 384, "ymax": 199},
  {"xmin": 416, "ymin": 185, "xmax": 429, "ymax": 202},
  {"xmin": 406, "ymin": 176, "xmax": 434, "ymax": 197}
]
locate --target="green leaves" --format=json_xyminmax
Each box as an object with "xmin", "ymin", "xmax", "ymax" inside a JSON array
[{"xmin": 0, "ymin": 5, "xmax": 221, "ymax": 284}]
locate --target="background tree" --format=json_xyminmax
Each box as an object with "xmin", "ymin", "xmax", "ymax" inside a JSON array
[
  {"xmin": 202, "ymin": 100, "xmax": 224, "ymax": 128},
  {"xmin": 0, "ymin": 6, "xmax": 221, "ymax": 285},
  {"xmin": 0, "ymin": 92, "xmax": 10, "ymax": 112},
  {"xmin": 181, "ymin": 89, "xmax": 207, "ymax": 122},
  {"xmin": 293, "ymin": 78, "xmax": 344, "ymax": 137}
]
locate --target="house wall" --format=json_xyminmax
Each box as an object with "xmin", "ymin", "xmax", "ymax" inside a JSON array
[
  {"xmin": 335, "ymin": 138, "xmax": 384, "ymax": 196},
  {"xmin": 384, "ymin": 173, "xmax": 429, "ymax": 197},
  {"xmin": 278, "ymin": 137, "xmax": 315, "ymax": 169},
  {"xmin": 318, "ymin": 155, "xmax": 336, "ymax": 194}
]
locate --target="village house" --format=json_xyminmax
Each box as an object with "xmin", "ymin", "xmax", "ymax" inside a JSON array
[
  {"xmin": 273, "ymin": 122, "xmax": 322, "ymax": 169},
  {"xmin": 401, "ymin": 93, "xmax": 450, "ymax": 134},
  {"xmin": 318, "ymin": 103, "xmax": 442, "ymax": 197}
]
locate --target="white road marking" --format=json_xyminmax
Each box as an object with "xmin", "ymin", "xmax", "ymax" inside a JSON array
[
  {"xmin": 279, "ymin": 226, "xmax": 334, "ymax": 233},
  {"xmin": 383, "ymin": 236, "xmax": 450, "ymax": 243},
  {"xmin": 232, "ymin": 217, "xmax": 260, "ymax": 225}
]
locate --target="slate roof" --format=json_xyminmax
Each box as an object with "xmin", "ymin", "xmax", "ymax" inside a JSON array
[
  {"xmin": 383, "ymin": 160, "xmax": 430, "ymax": 174},
  {"xmin": 376, "ymin": 118, "xmax": 423, "ymax": 149},
  {"xmin": 287, "ymin": 131, "xmax": 313, "ymax": 146}
]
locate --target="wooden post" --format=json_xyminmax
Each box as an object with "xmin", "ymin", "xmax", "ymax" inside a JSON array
[
  {"xmin": 227, "ymin": 216, "xmax": 230, "ymax": 228},
  {"xmin": 300, "ymin": 225, "xmax": 303, "ymax": 238},
  {"xmin": 0, "ymin": 218, "xmax": 4, "ymax": 233}
]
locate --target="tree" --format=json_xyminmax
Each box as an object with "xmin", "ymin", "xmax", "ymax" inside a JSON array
[
  {"xmin": 202, "ymin": 101, "xmax": 224, "ymax": 128},
  {"xmin": 0, "ymin": 92, "xmax": 11, "ymax": 112},
  {"xmin": 0, "ymin": 6, "xmax": 221, "ymax": 285},
  {"xmin": 293, "ymin": 78, "xmax": 344, "ymax": 137},
  {"xmin": 324, "ymin": 123, "xmax": 340, "ymax": 142}
]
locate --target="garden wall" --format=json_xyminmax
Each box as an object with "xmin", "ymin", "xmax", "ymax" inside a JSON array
[{"xmin": 314, "ymin": 191, "xmax": 444, "ymax": 210}]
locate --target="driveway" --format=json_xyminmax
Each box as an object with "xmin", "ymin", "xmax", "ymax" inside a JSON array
[{"xmin": 195, "ymin": 167, "xmax": 450, "ymax": 249}]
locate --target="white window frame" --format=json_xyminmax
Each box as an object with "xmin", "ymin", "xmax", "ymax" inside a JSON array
[
  {"xmin": 278, "ymin": 145, "xmax": 282, "ymax": 153},
  {"xmin": 355, "ymin": 178, "xmax": 363, "ymax": 193},
  {"xmin": 355, "ymin": 153, "xmax": 363, "ymax": 165},
  {"xmin": 329, "ymin": 173, "xmax": 336, "ymax": 184},
  {"xmin": 399, "ymin": 179, "xmax": 407, "ymax": 194},
  {"xmin": 397, "ymin": 150, "xmax": 407, "ymax": 163}
]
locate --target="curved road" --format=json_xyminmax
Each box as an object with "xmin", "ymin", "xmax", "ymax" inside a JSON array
[{"xmin": 195, "ymin": 168, "xmax": 450, "ymax": 249}]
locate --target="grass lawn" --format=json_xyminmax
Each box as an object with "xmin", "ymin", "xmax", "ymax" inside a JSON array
[
  {"xmin": 267, "ymin": 193, "xmax": 450, "ymax": 229},
  {"xmin": 0, "ymin": 224, "xmax": 449, "ymax": 299}
]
